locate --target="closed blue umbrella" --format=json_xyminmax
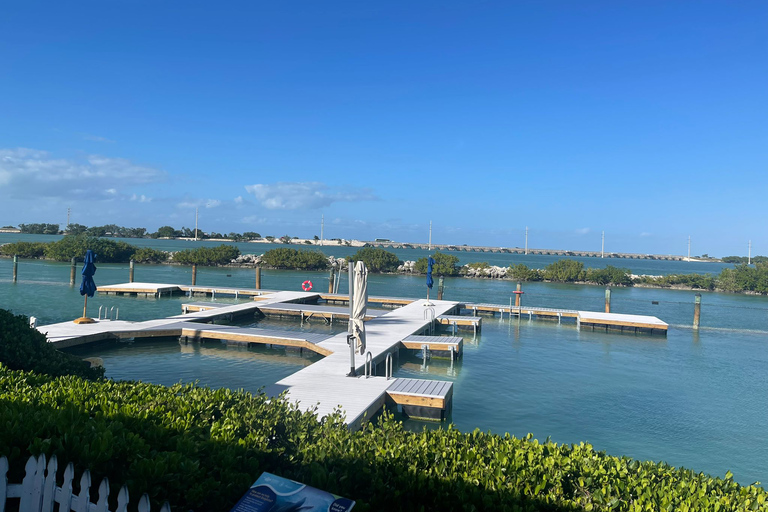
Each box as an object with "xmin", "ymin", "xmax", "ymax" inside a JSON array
[
  {"xmin": 425, "ymin": 256, "xmax": 435, "ymax": 305},
  {"xmin": 74, "ymin": 250, "xmax": 97, "ymax": 324}
]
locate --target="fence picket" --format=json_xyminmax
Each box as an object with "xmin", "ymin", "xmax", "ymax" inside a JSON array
[
  {"xmin": 41, "ymin": 455, "xmax": 57, "ymax": 512},
  {"xmin": 3, "ymin": 456, "xmax": 170, "ymax": 512}
]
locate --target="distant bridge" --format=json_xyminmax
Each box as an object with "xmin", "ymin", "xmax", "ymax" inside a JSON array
[{"xmin": 361, "ymin": 242, "xmax": 686, "ymax": 261}]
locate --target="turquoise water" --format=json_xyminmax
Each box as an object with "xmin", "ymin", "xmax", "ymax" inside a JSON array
[{"xmin": 2, "ymin": 251, "xmax": 768, "ymax": 486}]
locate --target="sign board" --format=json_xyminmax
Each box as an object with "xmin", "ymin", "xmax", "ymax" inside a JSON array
[{"xmin": 230, "ymin": 472, "xmax": 355, "ymax": 512}]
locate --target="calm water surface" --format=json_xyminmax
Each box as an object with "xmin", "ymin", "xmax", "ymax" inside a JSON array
[{"xmin": 1, "ymin": 247, "xmax": 767, "ymax": 486}]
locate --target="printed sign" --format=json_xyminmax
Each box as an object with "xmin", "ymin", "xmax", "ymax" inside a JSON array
[{"xmin": 230, "ymin": 472, "xmax": 355, "ymax": 512}]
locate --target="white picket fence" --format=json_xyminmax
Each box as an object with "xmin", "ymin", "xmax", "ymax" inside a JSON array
[{"xmin": 0, "ymin": 454, "xmax": 171, "ymax": 512}]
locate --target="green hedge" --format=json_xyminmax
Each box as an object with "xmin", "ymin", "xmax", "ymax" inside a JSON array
[
  {"xmin": 414, "ymin": 251, "xmax": 460, "ymax": 276},
  {"xmin": 0, "ymin": 241, "xmax": 47, "ymax": 258},
  {"xmin": 348, "ymin": 247, "xmax": 401, "ymax": 273},
  {"xmin": 1, "ymin": 365, "xmax": 764, "ymax": 512},
  {"xmin": 132, "ymin": 247, "xmax": 169, "ymax": 263},
  {"xmin": 261, "ymin": 248, "xmax": 329, "ymax": 270},
  {"xmin": 44, "ymin": 235, "xmax": 136, "ymax": 263},
  {"xmin": 0, "ymin": 310, "xmax": 103, "ymax": 380},
  {"xmin": 172, "ymin": 245, "xmax": 240, "ymax": 266}
]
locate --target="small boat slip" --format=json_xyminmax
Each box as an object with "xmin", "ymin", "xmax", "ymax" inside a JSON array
[
  {"xmin": 436, "ymin": 315, "xmax": 481, "ymax": 335},
  {"xmin": 387, "ymin": 378, "xmax": 453, "ymax": 420},
  {"xmin": 400, "ymin": 334, "xmax": 462, "ymax": 358},
  {"xmin": 98, "ymin": 282, "xmax": 278, "ymax": 299},
  {"xmin": 252, "ymin": 302, "xmax": 387, "ymax": 322}
]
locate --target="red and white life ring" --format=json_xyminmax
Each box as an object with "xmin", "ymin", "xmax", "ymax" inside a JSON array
[{"xmin": 302, "ymin": 280, "xmax": 313, "ymax": 291}]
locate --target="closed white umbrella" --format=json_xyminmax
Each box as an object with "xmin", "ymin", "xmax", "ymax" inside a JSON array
[{"xmin": 350, "ymin": 260, "xmax": 368, "ymax": 354}]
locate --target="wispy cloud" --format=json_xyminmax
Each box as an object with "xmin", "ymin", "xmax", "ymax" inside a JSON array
[
  {"xmin": 0, "ymin": 148, "xmax": 166, "ymax": 200},
  {"xmin": 245, "ymin": 181, "xmax": 376, "ymax": 210},
  {"xmin": 177, "ymin": 198, "xmax": 222, "ymax": 209},
  {"xmin": 131, "ymin": 194, "xmax": 152, "ymax": 203},
  {"xmin": 575, "ymin": 227, "xmax": 591, "ymax": 235},
  {"xmin": 83, "ymin": 134, "xmax": 115, "ymax": 143}
]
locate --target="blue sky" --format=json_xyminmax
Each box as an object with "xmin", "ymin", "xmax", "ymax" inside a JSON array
[{"xmin": 0, "ymin": 1, "xmax": 765, "ymax": 256}]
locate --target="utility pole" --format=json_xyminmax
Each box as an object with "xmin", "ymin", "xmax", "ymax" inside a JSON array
[
  {"xmin": 749, "ymin": 240, "xmax": 752, "ymax": 265},
  {"xmin": 320, "ymin": 214, "xmax": 324, "ymax": 246},
  {"xmin": 687, "ymin": 235, "xmax": 691, "ymax": 261},
  {"xmin": 194, "ymin": 207, "xmax": 199, "ymax": 241},
  {"xmin": 66, "ymin": 207, "xmax": 71, "ymax": 229},
  {"xmin": 428, "ymin": 220, "xmax": 432, "ymax": 251},
  {"xmin": 525, "ymin": 226, "xmax": 529, "ymax": 255},
  {"xmin": 601, "ymin": 230, "xmax": 605, "ymax": 258}
]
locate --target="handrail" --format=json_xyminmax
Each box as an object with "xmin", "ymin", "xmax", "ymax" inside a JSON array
[
  {"xmin": 385, "ymin": 352, "xmax": 393, "ymax": 380},
  {"xmin": 365, "ymin": 351, "xmax": 373, "ymax": 378}
]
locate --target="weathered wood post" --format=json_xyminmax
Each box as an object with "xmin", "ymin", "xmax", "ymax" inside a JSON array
[
  {"xmin": 437, "ymin": 276, "xmax": 445, "ymax": 300},
  {"xmin": 693, "ymin": 293, "xmax": 701, "ymax": 329},
  {"xmin": 129, "ymin": 259, "xmax": 135, "ymax": 283},
  {"xmin": 514, "ymin": 282, "xmax": 523, "ymax": 307},
  {"xmin": 328, "ymin": 267, "xmax": 335, "ymax": 294},
  {"xmin": 70, "ymin": 257, "xmax": 76, "ymax": 286},
  {"xmin": 12, "ymin": 255, "xmax": 18, "ymax": 283},
  {"xmin": 192, "ymin": 264, "xmax": 197, "ymax": 285},
  {"xmin": 255, "ymin": 266, "xmax": 262, "ymax": 289},
  {"xmin": 605, "ymin": 286, "xmax": 611, "ymax": 313}
]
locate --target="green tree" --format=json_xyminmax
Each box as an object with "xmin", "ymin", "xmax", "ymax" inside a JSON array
[
  {"xmin": 543, "ymin": 259, "xmax": 586, "ymax": 282},
  {"xmin": 156, "ymin": 225, "xmax": 178, "ymax": 238},
  {"xmin": 65, "ymin": 223, "xmax": 88, "ymax": 235},
  {"xmin": 508, "ymin": 263, "xmax": 542, "ymax": 281},
  {"xmin": 261, "ymin": 248, "xmax": 328, "ymax": 270},
  {"xmin": 44, "ymin": 235, "xmax": 136, "ymax": 263},
  {"xmin": 349, "ymin": 247, "xmax": 402, "ymax": 273},
  {"xmin": 414, "ymin": 251, "xmax": 460, "ymax": 276},
  {"xmin": 172, "ymin": 245, "xmax": 240, "ymax": 266},
  {"xmin": 585, "ymin": 266, "xmax": 632, "ymax": 286}
]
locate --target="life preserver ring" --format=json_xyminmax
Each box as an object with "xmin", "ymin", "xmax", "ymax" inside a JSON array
[{"xmin": 302, "ymin": 280, "xmax": 313, "ymax": 291}]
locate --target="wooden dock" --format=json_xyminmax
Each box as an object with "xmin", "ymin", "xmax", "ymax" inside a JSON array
[
  {"xmin": 436, "ymin": 315, "xmax": 481, "ymax": 335},
  {"xmin": 320, "ymin": 293, "xmax": 415, "ymax": 308},
  {"xmin": 387, "ymin": 378, "xmax": 453, "ymax": 420},
  {"xmin": 400, "ymin": 335, "xmax": 462, "ymax": 358}
]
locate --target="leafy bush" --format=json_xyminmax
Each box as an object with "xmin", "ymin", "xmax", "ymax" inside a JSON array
[
  {"xmin": 585, "ymin": 266, "xmax": 632, "ymax": 286},
  {"xmin": 173, "ymin": 245, "xmax": 240, "ymax": 266},
  {"xmin": 414, "ymin": 251, "xmax": 460, "ymax": 276},
  {"xmin": 348, "ymin": 247, "xmax": 401, "ymax": 273},
  {"xmin": 508, "ymin": 263, "xmax": 543, "ymax": 281},
  {"xmin": 0, "ymin": 241, "xmax": 47, "ymax": 258},
  {"xmin": 132, "ymin": 247, "xmax": 169, "ymax": 263},
  {"xmin": 0, "ymin": 310, "xmax": 103, "ymax": 380},
  {"xmin": 44, "ymin": 235, "xmax": 136, "ymax": 263},
  {"xmin": 261, "ymin": 248, "xmax": 329, "ymax": 270},
  {"xmin": 634, "ymin": 273, "xmax": 716, "ymax": 291},
  {"xmin": 1, "ymin": 366, "xmax": 764, "ymax": 512},
  {"xmin": 543, "ymin": 259, "xmax": 586, "ymax": 282}
]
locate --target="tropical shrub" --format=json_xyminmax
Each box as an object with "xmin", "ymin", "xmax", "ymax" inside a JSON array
[
  {"xmin": 0, "ymin": 241, "xmax": 47, "ymax": 258},
  {"xmin": 44, "ymin": 235, "xmax": 136, "ymax": 263},
  {"xmin": 132, "ymin": 247, "xmax": 169, "ymax": 263},
  {"xmin": 0, "ymin": 310, "xmax": 103, "ymax": 380},
  {"xmin": 0, "ymin": 366, "xmax": 765, "ymax": 512},
  {"xmin": 261, "ymin": 248, "xmax": 328, "ymax": 270},
  {"xmin": 508, "ymin": 263, "xmax": 543, "ymax": 281},
  {"xmin": 173, "ymin": 245, "xmax": 240, "ymax": 266},
  {"xmin": 348, "ymin": 247, "xmax": 401, "ymax": 273},
  {"xmin": 543, "ymin": 259, "xmax": 586, "ymax": 282},
  {"xmin": 585, "ymin": 266, "xmax": 632, "ymax": 286},
  {"xmin": 414, "ymin": 251, "xmax": 460, "ymax": 276}
]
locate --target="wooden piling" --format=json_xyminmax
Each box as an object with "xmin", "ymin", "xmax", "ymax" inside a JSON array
[
  {"xmin": 12, "ymin": 255, "xmax": 18, "ymax": 283},
  {"xmin": 605, "ymin": 286, "xmax": 611, "ymax": 313},
  {"xmin": 70, "ymin": 257, "xmax": 76, "ymax": 286},
  {"xmin": 192, "ymin": 264, "xmax": 197, "ymax": 285},
  {"xmin": 514, "ymin": 282, "xmax": 522, "ymax": 307},
  {"xmin": 693, "ymin": 293, "xmax": 701, "ymax": 329},
  {"xmin": 437, "ymin": 276, "xmax": 444, "ymax": 300},
  {"xmin": 255, "ymin": 266, "xmax": 262, "ymax": 289},
  {"xmin": 129, "ymin": 259, "xmax": 135, "ymax": 283},
  {"xmin": 328, "ymin": 267, "xmax": 335, "ymax": 294}
]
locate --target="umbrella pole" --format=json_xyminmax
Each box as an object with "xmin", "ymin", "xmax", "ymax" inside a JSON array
[{"xmin": 83, "ymin": 295, "xmax": 88, "ymax": 318}]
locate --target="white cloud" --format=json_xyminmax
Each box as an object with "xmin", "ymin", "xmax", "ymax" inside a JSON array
[
  {"xmin": 0, "ymin": 148, "xmax": 166, "ymax": 201},
  {"xmin": 131, "ymin": 194, "xmax": 151, "ymax": 203},
  {"xmin": 245, "ymin": 181, "xmax": 376, "ymax": 210},
  {"xmin": 177, "ymin": 198, "xmax": 222, "ymax": 209},
  {"xmin": 206, "ymin": 199, "xmax": 221, "ymax": 209},
  {"xmin": 234, "ymin": 196, "xmax": 243, "ymax": 204},
  {"xmin": 575, "ymin": 227, "xmax": 591, "ymax": 235}
]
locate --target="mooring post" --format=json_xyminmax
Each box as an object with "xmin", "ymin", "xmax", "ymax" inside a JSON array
[
  {"xmin": 328, "ymin": 267, "xmax": 335, "ymax": 294},
  {"xmin": 129, "ymin": 259, "xmax": 135, "ymax": 283},
  {"xmin": 255, "ymin": 266, "xmax": 262, "ymax": 289},
  {"xmin": 12, "ymin": 255, "xmax": 18, "ymax": 283},
  {"xmin": 437, "ymin": 276, "xmax": 445, "ymax": 300},
  {"xmin": 192, "ymin": 264, "xmax": 197, "ymax": 286},
  {"xmin": 605, "ymin": 286, "xmax": 611, "ymax": 313},
  {"xmin": 693, "ymin": 293, "xmax": 701, "ymax": 329},
  {"xmin": 70, "ymin": 257, "xmax": 76, "ymax": 286},
  {"xmin": 514, "ymin": 282, "xmax": 523, "ymax": 307}
]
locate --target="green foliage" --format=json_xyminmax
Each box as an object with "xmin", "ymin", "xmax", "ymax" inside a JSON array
[
  {"xmin": 132, "ymin": 247, "xmax": 169, "ymax": 263},
  {"xmin": 716, "ymin": 264, "xmax": 768, "ymax": 293},
  {"xmin": 19, "ymin": 223, "xmax": 60, "ymax": 234},
  {"xmin": 65, "ymin": 223, "xmax": 88, "ymax": 235},
  {"xmin": 508, "ymin": 263, "xmax": 542, "ymax": 281},
  {"xmin": 156, "ymin": 225, "xmax": 180, "ymax": 238},
  {"xmin": 543, "ymin": 259, "xmax": 586, "ymax": 282},
  {"xmin": 634, "ymin": 273, "xmax": 716, "ymax": 290},
  {"xmin": 44, "ymin": 236, "xmax": 135, "ymax": 263},
  {"xmin": 465, "ymin": 261, "xmax": 490, "ymax": 270},
  {"xmin": 172, "ymin": 245, "xmax": 240, "ymax": 266},
  {"xmin": 414, "ymin": 251, "xmax": 460, "ymax": 276},
  {"xmin": 0, "ymin": 367, "xmax": 764, "ymax": 512},
  {"xmin": 0, "ymin": 310, "xmax": 103, "ymax": 380},
  {"xmin": 721, "ymin": 256, "xmax": 768, "ymax": 264},
  {"xmin": 585, "ymin": 266, "xmax": 633, "ymax": 286},
  {"xmin": 348, "ymin": 247, "xmax": 401, "ymax": 273},
  {"xmin": 261, "ymin": 248, "xmax": 328, "ymax": 270},
  {"xmin": 0, "ymin": 241, "xmax": 48, "ymax": 258}
]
